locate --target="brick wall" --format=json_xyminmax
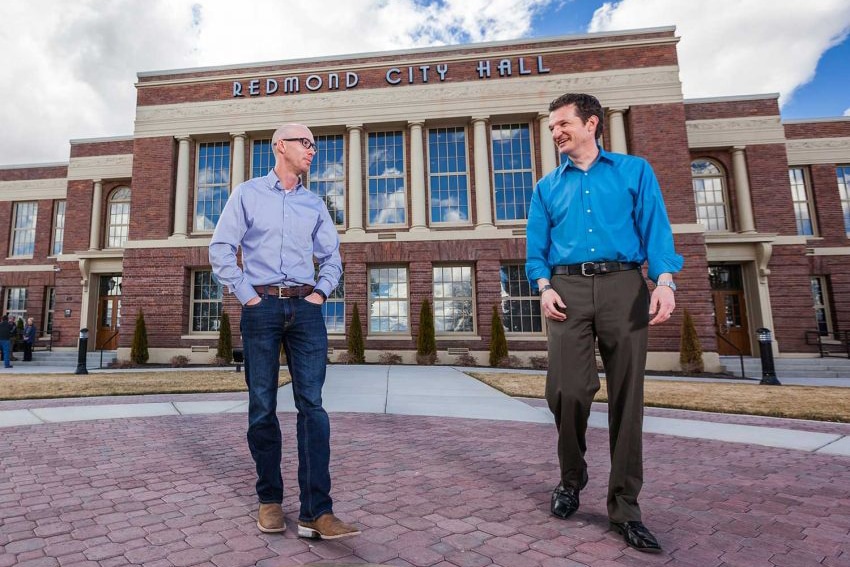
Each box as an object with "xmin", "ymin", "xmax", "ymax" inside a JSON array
[
  {"xmin": 784, "ymin": 121, "xmax": 850, "ymax": 139},
  {"xmin": 129, "ymin": 137, "xmax": 177, "ymax": 240},
  {"xmin": 768, "ymin": 244, "xmax": 817, "ymax": 352},
  {"xmin": 747, "ymin": 144, "xmax": 797, "ymax": 234},
  {"xmin": 70, "ymin": 139, "xmax": 134, "ymax": 158},
  {"xmin": 684, "ymin": 98, "xmax": 779, "ymax": 121},
  {"xmin": 809, "ymin": 163, "xmax": 847, "ymax": 245},
  {"xmin": 0, "ymin": 165, "xmax": 67, "ymax": 182}
]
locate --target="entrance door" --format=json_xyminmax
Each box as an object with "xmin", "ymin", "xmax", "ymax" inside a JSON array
[
  {"xmin": 709, "ymin": 265, "xmax": 751, "ymax": 355},
  {"xmin": 96, "ymin": 275, "xmax": 122, "ymax": 350}
]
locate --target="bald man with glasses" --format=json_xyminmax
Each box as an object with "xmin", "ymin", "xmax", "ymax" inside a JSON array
[{"xmin": 210, "ymin": 124, "xmax": 357, "ymax": 540}]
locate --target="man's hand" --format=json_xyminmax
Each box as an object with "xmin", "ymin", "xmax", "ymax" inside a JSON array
[
  {"xmin": 245, "ymin": 296, "xmax": 261, "ymax": 307},
  {"xmin": 541, "ymin": 288, "xmax": 568, "ymax": 321},
  {"xmin": 648, "ymin": 286, "xmax": 675, "ymax": 325},
  {"xmin": 304, "ymin": 292, "xmax": 325, "ymax": 305}
]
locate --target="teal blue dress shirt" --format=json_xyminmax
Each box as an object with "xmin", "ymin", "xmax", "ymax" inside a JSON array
[{"xmin": 525, "ymin": 147, "xmax": 683, "ymax": 286}]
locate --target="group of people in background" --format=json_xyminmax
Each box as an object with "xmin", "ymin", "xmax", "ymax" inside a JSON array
[{"xmin": 0, "ymin": 314, "xmax": 36, "ymax": 368}]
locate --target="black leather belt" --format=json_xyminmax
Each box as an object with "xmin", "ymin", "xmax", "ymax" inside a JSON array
[
  {"xmin": 254, "ymin": 284, "xmax": 314, "ymax": 298},
  {"xmin": 553, "ymin": 261, "xmax": 640, "ymax": 277}
]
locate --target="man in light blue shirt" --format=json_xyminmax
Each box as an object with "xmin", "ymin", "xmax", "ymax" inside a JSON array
[
  {"xmin": 210, "ymin": 123, "xmax": 357, "ymax": 540},
  {"xmin": 526, "ymin": 93, "xmax": 683, "ymax": 553}
]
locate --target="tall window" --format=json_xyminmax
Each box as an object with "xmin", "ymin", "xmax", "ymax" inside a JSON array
[
  {"xmin": 789, "ymin": 168, "xmax": 815, "ymax": 236},
  {"xmin": 10, "ymin": 201, "xmax": 37, "ymax": 257},
  {"xmin": 692, "ymin": 159, "xmax": 729, "ymax": 231},
  {"xmin": 322, "ymin": 273, "xmax": 345, "ymax": 333},
  {"xmin": 492, "ymin": 124, "xmax": 534, "ymax": 222},
  {"xmin": 433, "ymin": 266, "xmax": 474, "ymax": 333},
  {"xmin": 499, "ymin": 264, "xmax": 542, "ymax": 333},
  {"xmin": 811, "ymin": 277, "xmax": 833, "ymax": 336},
  {"xmin": 838, "ymin": 165, "xmax": 850, "ymax": 234},
  {"xmin": 44, "ymin": 287, "xmax": 56, "ymax": 336},
  {"xmin": 106, "ymin": 187, "xmax": 131, "ymax": 248},
  {"xmin": 51, "ymin": 200, "xmax": 66, "ymax": 255},
  {"xmin": 367, "ymin": 131, "xmax": 406, "ymax": 226},
  {"xmin": 428, "ymin": 127, "xmax": 469, "ymax": 223},
  {"xmin": 252, "ymin": 139, "xmax": 274, "ymax": 178},
  {"xmin": 369, "ymin": 267, "xmax": 409, "ymax": 333},
  {"xmin": 195, "ymin": 141, "xmax": 231, "ymax": 231},
  {"xmin": 5, "ymin": 288, "xmax": 27, "ymax": 321},
  {"xmin": 309, "ymin": 135, "xmax": 346, "ymax": 226},
  {"xmin": 191, "ymin": 270, "xmax": 223, "ymax": 332}
]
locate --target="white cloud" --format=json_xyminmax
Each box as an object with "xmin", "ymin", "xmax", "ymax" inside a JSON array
[
  {"xmin": 0, "ymin": 0, "xmax": 552, "ymax": 165},
  {"xmin": 845, "ymin": 108, "xmax": 850, "ymax": 117},
  {"xmin": 588, "ymin": 0, "xmax": 850, "ymax": 107}
]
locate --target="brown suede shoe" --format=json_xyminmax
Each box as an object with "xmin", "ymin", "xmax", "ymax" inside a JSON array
[
  {"xmin": 297, "ymin": 513, "xmax": 360, "ymax": 540},
  {"xmin": 257, "ymin": 503, "xmax": 286, "ymax": 533}
]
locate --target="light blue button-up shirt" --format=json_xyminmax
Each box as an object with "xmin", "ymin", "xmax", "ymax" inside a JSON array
[
  {"xmin": 209, "ymin": 170, "xmax": 342, "ymax": 305},
  {"xmin": 525, "ymin": 147, "xmax": 683, "ymax": 286}
]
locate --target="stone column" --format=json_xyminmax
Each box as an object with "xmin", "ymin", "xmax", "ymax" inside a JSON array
[
  {"xmin": 607, "ymin": 108, "xmax": 628, "ymax": 154},
  {"xmin": 409, "ymin": 120, "xmax": 427, "ymax": 232},
  {"xmin": 731, "ymin": 146, "xmax": 756, "ymax": 233},
  {"xmin": 89, "ymin": 179, "xmax": 103, "ymax": 250},
  {"xmin": 171, "ymin": 136, "xmax": 191, "ymax": 238},
  {"xmin": 346, "ymin": 125, "xmax": 364, "ymax": 233},
  {"xmin": 538, "ymin": 112, "xmax": 557, "ymax": 174},
  {"xmin": 472, "ymin": 117, "xmax": 495, "ymax": 230},
  {"xmin": 231, "ymin": 132, "xmax": 246, "ymax": 188}
]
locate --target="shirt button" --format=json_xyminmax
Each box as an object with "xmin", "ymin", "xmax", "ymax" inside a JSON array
[
  {"xmin": 585, "ymin": 190, "xmax": 590, "ymax": 194},
  {"xmin": 591, "ymin": 248, "xmax": 596, "ymax": 252},
  {"xmin": 586, "ymin": 209, "xmax": 591, "ymax": 213},
  {"xmin": 588, "ymin": 229, "xmax": 593, "ymax": 232}
]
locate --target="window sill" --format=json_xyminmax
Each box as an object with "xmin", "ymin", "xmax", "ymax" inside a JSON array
[
  {"xmin": 180, "ymin": 334, "xmax": 218, "ymax": 340},
  {"xmin": 366, "ymin": 335, "xmax": 413, "ymax": 341},
  {"xmin": 436, "ymin": 335, "xmax": 481, "ymax": 341}
]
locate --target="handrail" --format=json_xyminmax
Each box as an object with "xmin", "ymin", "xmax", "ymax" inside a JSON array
[
  {"xmin": 96, "ymin": 330, "xmax": 120, "ymax": 368},
  {"xmin": 716, "ymin": 332, "xmax": 747, "ymax": 379}
]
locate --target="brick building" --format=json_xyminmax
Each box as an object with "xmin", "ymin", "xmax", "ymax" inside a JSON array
[{"xmin": 1, "ymin": 27, "xmax": 848, "ymax": 369}]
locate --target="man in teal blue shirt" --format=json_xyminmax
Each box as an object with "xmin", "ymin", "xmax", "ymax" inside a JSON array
[{"xmin": 526, "ymin": 93, "xmax": 683, "ymax": 553}]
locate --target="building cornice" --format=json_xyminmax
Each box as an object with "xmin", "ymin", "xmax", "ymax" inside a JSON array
[
  {"xmin": 67, "ymin": 154, "xmax": 134, "ymax": 181},
  {"xmin": 0, "ymin": 178, "xmax": 67, "ymax": 201},
  {"xmin": 786, "ymin": 137, "xmax": 850, "ymax": 165},
  {"xmin": 686, "ymin": 116, "xmax": 786, "ymax": 148}
]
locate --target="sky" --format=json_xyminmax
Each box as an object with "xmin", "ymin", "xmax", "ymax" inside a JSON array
[{"xmin": 1, "ymin": 0, "xmax": 849, "ymax": 166}]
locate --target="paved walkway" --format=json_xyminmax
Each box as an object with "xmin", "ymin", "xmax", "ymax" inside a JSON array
[{"xmin": 2, "ymin": 365, "xmax": 850, "ymax": 566}]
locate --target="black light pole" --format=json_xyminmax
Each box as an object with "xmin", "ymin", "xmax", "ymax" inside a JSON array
[
  {"xmin": 75, "ymin": 328, "xmax": 89, "ymax": 375},
  {"xmin": 756, "ymin": 327, "xmax": 780, "ymax": 385}
]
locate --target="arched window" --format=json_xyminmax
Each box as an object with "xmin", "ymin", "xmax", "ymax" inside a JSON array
[
  {"xmin": 691, "ymin": 159, "xmax": 729, "ymax": 231},
  {"xmin": 106, "ymin": 186, "xmax": 131, "ymax": 248}
]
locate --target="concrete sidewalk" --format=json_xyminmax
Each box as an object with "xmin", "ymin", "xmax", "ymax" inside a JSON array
[{"xmin": 2, "ymin": 365, "xmax": 850, "ymax": 566}]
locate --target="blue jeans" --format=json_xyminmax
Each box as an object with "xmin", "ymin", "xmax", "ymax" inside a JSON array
[
  {"xmin": 240, "ymin": 295, "xmax": 331, "ymax": 521},
  {"xmin": 0, "ymin": 339, "xmax": 11, "ymax": 367}
]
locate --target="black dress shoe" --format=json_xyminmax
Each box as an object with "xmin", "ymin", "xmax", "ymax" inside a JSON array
[
  {"xmin": 610, "ymin": 521, "xmax": 662, "ymax": 553},
  {"xmin": 551, "ymin": 484, "xmax": 580, "ymax": 519}
]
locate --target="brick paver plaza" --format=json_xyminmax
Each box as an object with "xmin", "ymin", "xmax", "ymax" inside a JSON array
[{"xmin": 2, "ymin": 366, "xmax": 850, "ymax": 566}]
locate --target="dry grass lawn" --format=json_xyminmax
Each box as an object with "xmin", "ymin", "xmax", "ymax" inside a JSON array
[
  {"xmin": 0, "ymin": 370, "xmax": 291, "ymax": 401},
  {"xmin": 468, "ymin": 371, "xmax": 850, "ymax": 423}
]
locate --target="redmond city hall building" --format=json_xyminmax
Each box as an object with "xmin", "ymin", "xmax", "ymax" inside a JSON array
[{"xmin": 2, "ymin": 26, "xmax": 850, "ymax": 371}]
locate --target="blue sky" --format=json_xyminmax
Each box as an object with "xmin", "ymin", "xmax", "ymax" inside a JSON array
[{"xmin": 1, "ymin": 0, "xmax": 849, "ymax": 165}]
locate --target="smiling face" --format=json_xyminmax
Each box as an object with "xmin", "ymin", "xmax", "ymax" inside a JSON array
[{"xmin": 548, "ymin": 103, "xmax": 599, "ymax": 160}]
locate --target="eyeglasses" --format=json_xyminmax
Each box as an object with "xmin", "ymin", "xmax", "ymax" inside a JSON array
[{"xmin": 279, "ymin": 137, "xmax": 317, "ymax": 151}]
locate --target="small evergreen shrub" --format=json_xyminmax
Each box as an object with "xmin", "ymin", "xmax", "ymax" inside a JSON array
[
  {"xmin": 216, "ymin": 311, "xmax": 233, "ymax": 362},
  {"xmin": 416, "ymin": 299, "xmax": 437, "ymax": 365},
  {"xmin": 347, "ymin": 303, "xmax": 365, "ymax": 364},
  {"xmin": 130, "ymin": 309, "xmax": 149, "ymax": 364},
  {"xmin": 489, "ymin": 305, "xmax": 508, "ymax": 367},
  {"xmin": 679, "ymin": 308, "xmax": 704, "ymax": 373}
]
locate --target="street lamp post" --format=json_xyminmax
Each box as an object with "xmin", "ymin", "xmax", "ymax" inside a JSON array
[
  {"xmin": 756, "ymin": 327, "xmax": 781, "ymax": 385},
  {"xmin": 75, "ymin": 328, "xmax": 89, "ymax": 375}
]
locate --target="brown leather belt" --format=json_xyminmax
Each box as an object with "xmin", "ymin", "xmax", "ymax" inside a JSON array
[
  {"xmin": 253, "ymin": 284, "xmax": 314, "ymax": 298},
  {"xmin": 553, "ymin": 261, "xmax": 640, "ymax": 277}
]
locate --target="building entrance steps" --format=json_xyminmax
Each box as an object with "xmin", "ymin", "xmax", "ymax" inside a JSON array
[{"xmin": 721, "ymin": 354, "xmax": 850, "ymax": 380}]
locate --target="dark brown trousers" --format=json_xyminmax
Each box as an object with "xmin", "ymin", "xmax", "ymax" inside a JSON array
[{"xmin": 545, "ymin": 268, "xmax": 649, "ymax": 523}]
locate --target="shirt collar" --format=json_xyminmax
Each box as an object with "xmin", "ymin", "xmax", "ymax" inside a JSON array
[
  {"xmin": 265, "ymin": 169, "xmax": 304, "ymax": 193},
  {"xmin": 557, "ymin": 144, "xmax": 614, "ymax": 175}
]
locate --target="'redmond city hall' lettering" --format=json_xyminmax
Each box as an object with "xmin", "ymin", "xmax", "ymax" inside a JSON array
[{"xmin": 233, "ymin": 55, "xmax": 550, "ymax": 97}]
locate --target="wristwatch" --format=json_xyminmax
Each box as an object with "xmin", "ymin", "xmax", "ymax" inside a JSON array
[
  {"xmin": 540, "ymin": 284, "xmax": 554, "ymax": 294},
  {"xmin": 656, "ymin": 280, "xmax": 677, "ymax": 292}
]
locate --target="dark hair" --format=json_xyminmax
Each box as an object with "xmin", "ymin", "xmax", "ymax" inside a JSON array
[{"xmin": 548, "ymin": 93, "xmax": 604, "ymax": 140}]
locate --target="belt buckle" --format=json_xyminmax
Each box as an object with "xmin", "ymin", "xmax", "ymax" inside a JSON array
[
  {"xmin": 581, "ymin": 261, "xmax": 596, "ymax": 276},
  {"xmin": 276, "ymin": 286, "xmax": 286, "ymax": 299}
]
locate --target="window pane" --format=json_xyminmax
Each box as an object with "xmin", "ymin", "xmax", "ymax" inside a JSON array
[
  {"xmin": 252, "ymin": 139, "xmax": 274, "ymax": 178},
  {"xmin": 321, "ymin": 273, "xmax": 345, "ymax": 333},
  {"xmin": 692, "ymin": 160, "xmax": 728, "ymax": 231},
  {"xmin": 837, "ymin": 166, "xmax": 850, "ymax": 233},
  {"xmin": 195, "ymin": 142, "xmax": 231, "ymax": 231},
  {"xmin": 191, "ymin": 270, "xmax": 223, "ymax": 332},
  {"xmin": 428, "ymin": 127, "xmax": 469, "ymax": 223},
  {"xmin": 492, "ymin": 124, "xmax": 534, "ymax": 221},
  {"xmin": 309, "ymin": 135, "xmax": 346, "ymax": 226},
  {"xmin": 52, "ymin": 201, "xmax": 66, "ymax": 255},
  {"xmin": 11, "ymin": 202, "xmax": 37, "ymax": 256},
  {"xmin": 106, "ymin": 188, "xmax": 131, "ymax": 248},
  {"xmin": 369, "ymin": 267, "xmax": 408, "ymax": 332},
  {"xmin": 433, "ymin": 265, "xmax": 474, "ymax": 332},
  {"xmin": 499, "ymin": 264, "xmax": 541, "ymax": 333},
  {"xmin": 368, "ymin": 132, "xmax": 406, "ymax": 225}
]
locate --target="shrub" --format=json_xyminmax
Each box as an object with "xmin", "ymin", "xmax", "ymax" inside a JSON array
[
  {"xmin": 213, "ymin": 356, "xmax": 230, "ymax": 366},
  {"xmin": 416, "ymin": 299, "xmax": 437, "ymax": 365},
  {"xmin": 109, "ymin": 359, "xmax": 137, "ymax": 369},
  {"xmin": 489, "ymin": 305, "xmax": 508, "ymax": 367},
  {"xmin": 216, "ymin": 311, "xmax": 233, "ymax": 362},
  {"xmin": 379, "ymin": 352, "xmax": 403, "ymax": 365},
  {"xmin": 454, "ymin": 353, "xmax": 478, "ymax": 367},
  {"xmin": 130, "ymin": 309, "xmax": 149, "ymax": 364},
  {"xmin": 496, "ymin": 355, "xmax": 522, "ymax": 368},
  {"xmin": 529, "ymin": 355, "xmax": 548, "ymax": 370},
  {"xmin": 170, "ymin": 355, "xmax": 190, "ymax": 367},
  {"xmin": 347, "ymin": 303, "xmax": 365, "ymax": 364},
  {"xmin": 679, "ymin": 308, "xmax": 704, "ymax": 373},
  {"xmin": 335, "ymin": 352, "xmax": 352, "ymax": 364}
]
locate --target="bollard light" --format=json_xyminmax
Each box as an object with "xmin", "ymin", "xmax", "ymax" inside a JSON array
[
  {"xmin": 756, "ymin": 327, "xmax": 780, "ymax": 386},
  {"xmin": 75, "ymin": 328, "xmax": 89, "ymax": 375}
]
